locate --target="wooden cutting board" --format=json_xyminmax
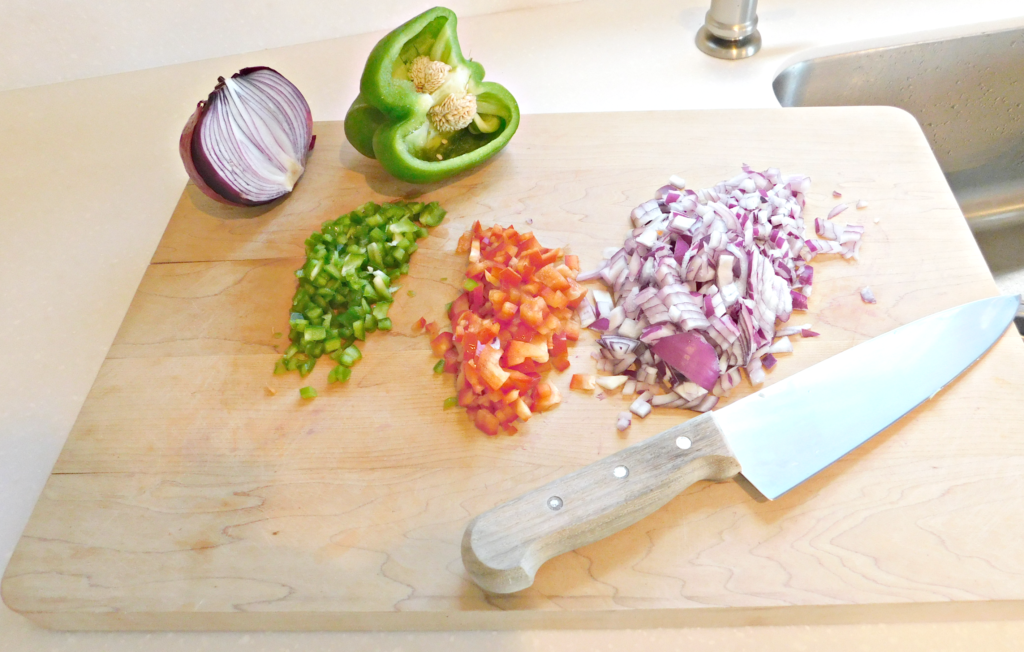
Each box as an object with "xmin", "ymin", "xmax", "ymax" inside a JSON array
[{"xmin": 5, "ymin": 109, "xmax": 1024, "ymax": 631}]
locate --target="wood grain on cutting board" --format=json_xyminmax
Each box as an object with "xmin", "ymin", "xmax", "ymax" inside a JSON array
[{"xmin": 4, "ymin": 109, "xmax": 1024, "ymax": 631}]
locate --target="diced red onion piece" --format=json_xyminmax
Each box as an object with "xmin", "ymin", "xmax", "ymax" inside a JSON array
[
  {"xmin": 766, "ymin": 336, "xmax": 793, "ymax": 354},
  {"xmin": 596, "ymin": 375, "xmax": 629, "ymax": 390},
  {"xmin": 578, "ymin": 300, "xmax": 596, "ymax": 328},
  {"xmin": 860, "ymin": 286, "xmax": 877, "ymax": 304},
  {"xmin": 630, "ymin": 396, "xmax": 652, "ymax": 418},
  {"xmin": 801, "ymin": 329, "xmax": 820, "ymax": 337},
  {"xmin": 592, "ymin": 289, "xmax": 614, "ymax": 316},
  {"xmin": 791, "ymin": 290, "xmax": 809, "ymax": 311},
  {"xmin": 691, "ymin": 394, "xmax": 719, "ymax": 412}
]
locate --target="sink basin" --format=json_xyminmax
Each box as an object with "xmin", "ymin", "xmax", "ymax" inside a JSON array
[{"xmin": 773, "ymin": 27, "xmax": 1024, "ymax": 306}]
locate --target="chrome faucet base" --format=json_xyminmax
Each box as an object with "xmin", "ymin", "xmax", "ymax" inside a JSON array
[{"xmin": 695, "ymin": 25, "xmax": 762, "ymax": 60}]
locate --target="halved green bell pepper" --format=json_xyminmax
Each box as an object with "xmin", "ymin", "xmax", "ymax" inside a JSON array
[{"xmin": 344, "ymin": 7, "xmax": 520, "ymax": 184}]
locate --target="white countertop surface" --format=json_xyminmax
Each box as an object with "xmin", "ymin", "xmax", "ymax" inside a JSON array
[{"xmin": 3, "ymin": 0, "xmax": 1024, "ymax": 649}]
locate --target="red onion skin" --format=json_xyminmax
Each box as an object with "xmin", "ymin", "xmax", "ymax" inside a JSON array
[
  {"xmin": 179, "ymin": 67, "xmax": 315, "ymax": 207},
  {"xmin": 179, "ymin": 101, "xmax": 252, "ymax": 206},
  {"xmin": 652, "ymin": 332, "xmax": 720, "ymax": 391}
]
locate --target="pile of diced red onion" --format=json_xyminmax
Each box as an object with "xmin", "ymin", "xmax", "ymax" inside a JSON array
[{"xmin": 576, "ymin": 166, "xmax": 863, "ymax": 425}]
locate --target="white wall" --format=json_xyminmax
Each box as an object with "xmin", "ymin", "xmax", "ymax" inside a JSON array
[{"xmin": 0, "ymin": 0, "xmax": 577, "ymax": 91}]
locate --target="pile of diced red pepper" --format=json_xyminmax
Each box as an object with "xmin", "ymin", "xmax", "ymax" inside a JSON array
[{"xmin": 419, "ymin": 222, "xmax": 587, "ymax": 435}]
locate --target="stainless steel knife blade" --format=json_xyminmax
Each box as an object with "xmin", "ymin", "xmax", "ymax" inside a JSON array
[
  {"xmin": 462, "ymin": 296, "xmax": 1018, "ymax": 594},
  {"xmin": 716, "ymin": 295, "xmax": 1020, "ymax": 499}
]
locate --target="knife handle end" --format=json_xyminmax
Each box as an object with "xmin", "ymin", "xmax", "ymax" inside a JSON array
[{"xmin": 461, "ymin": 413, "xmax": 740, "ymax": 594}]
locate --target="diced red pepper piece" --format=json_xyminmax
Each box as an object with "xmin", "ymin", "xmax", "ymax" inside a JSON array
[
  {"xmin": 458, "ymin": 386, "xmax": 476, "ymax": 407},
  {"xmin": 540, "ymin": 287, "xmax": 568, "ymax": 309},
  {"xmin": 520, "ymin": 296, "xmax": 547, "ymax": 328},
  {"xmin": 504, "ymin": 369, "xmax": 539, "ymax": 392},
  {"xmin": 478, "ymin": 345, "xmax": 511, "ymax": 391},
  {"xmin": 514, "ymin": 397, "xmax": 532, "ymax": 421},
  {"xmin": 474, "ymin": 409, "xmax": 500, "ymax": 436},
  {"xmin": 443, "ymin": 347, "xmax": 459, "ymax": 373},
  {"xmin": 498, "ymin": 301, "xmax": 518, "ymax": 321},
  {"xmin": 499, "ymin": 267, "xmax": 522, "ymax": 289},
  {"xmin": 508, "ymin": 339, "xmax": 549, "ymax": 366},
  {"xmin": 535, "ymin": 381, "xmax": 561, "ymax": 411},
  {"xmin": 521, "ymin": 281, "xmax": 543, "ymax": 296},
  {"xmin": 430, "ymin": 332, "xmax": 454, "ymax": 357},
  {"xmin": 464, "ymin": 359, "xmax": 485, "ymax": 394},
  {"xmin": 550, "ymin": 354, "xmax": 570, "ymax": 372},
  {"xmin": 551, "ymin": 333, "xmax": 568, "ymax": 358},
  {"xmin": 536, "ymin": 264, "xmax": 570, "ymax": 291},
  {"xmin": 563, "ymin": 317, "xmax": 581, "ymax": 341},
  {"xmin": 449, "ymin": 294, "xmax": 470, "ymax": 321},
  {"xmin": 570, "ymin": 374, "xmax": 596, "ymax": 391}
]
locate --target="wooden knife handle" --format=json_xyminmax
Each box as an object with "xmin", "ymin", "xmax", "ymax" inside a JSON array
[{"xmin": 461, "ymin": 413, "xmax": 740, "ymax": 593}]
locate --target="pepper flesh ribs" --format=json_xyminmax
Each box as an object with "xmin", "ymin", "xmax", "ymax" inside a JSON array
[{"xmin": 428, "ymin": 222, "xmax": 584, "ymax": 435}]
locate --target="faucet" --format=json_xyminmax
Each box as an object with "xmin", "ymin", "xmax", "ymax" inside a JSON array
[{"xmin": 696, "ymin": 0, "xmax": 761, "ymax": 59}]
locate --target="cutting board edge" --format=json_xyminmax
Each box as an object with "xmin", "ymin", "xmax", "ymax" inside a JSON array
[{"xmin": 11, "ymin": 599, "xmax": 1024, "ymax": 632}]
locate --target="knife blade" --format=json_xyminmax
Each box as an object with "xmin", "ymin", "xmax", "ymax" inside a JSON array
[{"xmin": 461, "ymin": 295, "xmax": 1019, "ymax": 594}]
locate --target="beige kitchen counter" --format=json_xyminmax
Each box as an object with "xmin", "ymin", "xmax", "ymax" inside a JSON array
[{"xmin": 2, "ymin": 0, "xmax": 1023, "ymax": 649}]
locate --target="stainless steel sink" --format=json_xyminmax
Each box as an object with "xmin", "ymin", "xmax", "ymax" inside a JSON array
[{"xmin": 773, "ymin": 27, "xmax": 1024, "ymax": 305}]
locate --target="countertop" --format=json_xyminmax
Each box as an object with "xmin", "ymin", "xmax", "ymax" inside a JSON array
[{"xmin": 2, "ymin": 0, "xmax": 1023, "ymax": 649}]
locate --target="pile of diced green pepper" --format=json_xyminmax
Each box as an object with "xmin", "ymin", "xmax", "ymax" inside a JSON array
[{"xmin": 275, "ymin": 200, "xmax": 446, "ymax": 385}]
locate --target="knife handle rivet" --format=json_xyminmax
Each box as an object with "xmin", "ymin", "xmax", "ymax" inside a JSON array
[
  {"xmin": 675, "ymin": 436, "xmax": 692, "ymax": 450},
  {"xmin": 613, "ymin": 465, "xmax": 629, "ymax": 479},
  {"xmin": 546, "ymin": 496, "xmax": 563, "ymax": 511}
]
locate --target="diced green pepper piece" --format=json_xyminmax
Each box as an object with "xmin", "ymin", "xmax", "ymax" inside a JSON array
[
  {"xmin": 304, "ymin": 325, "xmax": 327, "ymax": 342},
  {"xmin": 463, "ymin": 278, "xmax": 480, "ymax": 291},
  {"xmin": 304, "ymin": 305, "xmax": 324, "ymax": 321},
  {"xmin": 367, "ymin": 242, "xmax": 384, "ymax": 268},
  {"xmin": 299, "ymin": 386, "xmax": 318, "ymax": 399},
  {"xmin": 433, "ymin": 359, "xmax": 445, "ymax": 374},
  {"xmin": 352, "ymin": 320, "xmax": 366, "ymax": 341},
  {"xmin": 372, "ymin": 274, "xmax": 391, "ymax": 300},
  {"xmin": 419, "ymin": 202, "xmax": 447, "ymax": 227},
  {"xmin": 324, "ymin": 337, "xmax": 342, "ymax": 352},
  {"xmin": 371, "ymin": 302, "xmax": 390, "ymax": 321},
  {"xmin": 443, "ymin": 396, "xmax": 459, "ymax": 409},
  {"xmin": 338, "ymin": 345, "xmax": 363, "ymax": 367},
  {"xmin": 377, "ymin": 317, "xmax": 392, "ymax": 331}
]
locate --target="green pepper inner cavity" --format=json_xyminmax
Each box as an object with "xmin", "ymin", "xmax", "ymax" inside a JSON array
[{"xmin": 393, "ymin": 17, "xmax": 503, "ymax": 161}]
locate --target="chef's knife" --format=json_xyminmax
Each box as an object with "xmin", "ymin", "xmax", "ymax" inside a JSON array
[{"xmin": 462, "ymin": 295, "xmax": 1019, "ymax": 594}]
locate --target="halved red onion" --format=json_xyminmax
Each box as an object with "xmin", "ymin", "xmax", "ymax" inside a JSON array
[{"xmin": 180, "ymin": 67, "xmax": 314, "ymax": 207}]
